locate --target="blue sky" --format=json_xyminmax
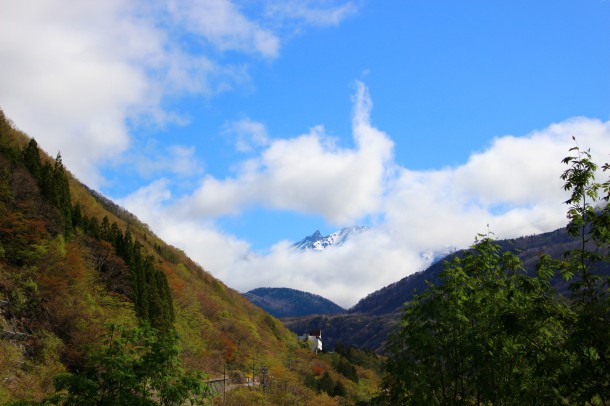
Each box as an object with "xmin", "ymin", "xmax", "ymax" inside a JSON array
[{"xmin": 2, "ymin": 0, "xmax": 610, "ymax": 306}]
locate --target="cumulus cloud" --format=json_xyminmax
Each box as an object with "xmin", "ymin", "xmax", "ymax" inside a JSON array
[
  {"xmin": 383, "ymin": 117, "xmax": 610, "ymax": 252},
  {"xmin": 119, "ymin": 82, "xmax": 610, "ymax": 307},
  {"xmin": 120, "ymin": 178, "xmax": 173, "ymax": 212},
  {"xmin": 0, "ymin": 0, "xmax": 215, "ymax": 186},
  {"xmin": 180, "ymin": 81, "xmax": 394, "ymax": 224},
  {"xmin": 121, "ymin": 181, "xmax": 424, "ymax": 307},
  {"xmin": 0, "ymin": 1, "xmax": 147, "ymax": 185},
  {"xmin": 7, "ymin": 0, "xmax": 609, "ymax": 308},
  {"xmin": 0, "ymin": 0, "xmax": 359, "ymax": 187}
]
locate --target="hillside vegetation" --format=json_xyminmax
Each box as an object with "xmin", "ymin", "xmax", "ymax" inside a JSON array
[
  {"xmin": 283, "ymin": 145, "xmax": 610, "ymax": 404},
  {"xmin": 381, "ymin": 143, "xmax": 610, "ymax": 404},
  {"xmin": 283, "ymin": 227, "xmax": 604, "ymax": 353},
  {"xmin": 0, "ymin": 110, "xmax": 381, "ymax": 405},
  {"xmin": 243, "ymin": 288, "xmax": 345, "ymax": 318}
]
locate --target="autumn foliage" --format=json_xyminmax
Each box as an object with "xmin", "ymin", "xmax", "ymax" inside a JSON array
[{"xmin": 0, "ymin": 109, "xmax": 379, "ymax": 404}]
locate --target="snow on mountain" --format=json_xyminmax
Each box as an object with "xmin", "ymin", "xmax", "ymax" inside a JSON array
[
  {"xmin": 293, "ymin": 227, "xmax": 456, "ymax": 263},
  {"xmin": 293, "ymin": 226, "xmax": 370, "ymax": 251},
  {"xmin": 419, "ymin": 247, "xmax": 457, "ymax": 265}
]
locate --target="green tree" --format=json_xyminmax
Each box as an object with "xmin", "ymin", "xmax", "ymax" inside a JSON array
[
  {"xmin": 22, "ymin": 138, "xmax": 42, "ymax": 183},
  {"xmin": 382, "ymin": 235, "xmax": 571, "ymax": 405},
  {"xmin": 44, "ymin": 324, "xmax": 209, "ymax": 405},
  {"xmin": 383, "ymin": 141, "xmax": 610, "ymax": 405},
  {"xmin": 29, "ymin": 150, "xmax": 73, "ymax": 235},
  {"xmin": 99, "ymin": 216, "xmax": 111, "ymax": 241},
  {"xmin": 82, "ymin": 216, "xmax": 175, "ymax": 332},
  {"xmin": 71, "ymin": 202, "xmax": 82, "ymax": 229},
  {"xmin": 552, "ymin": 143, "xmax": 610, "ymax": 403},
  {"xmin": 318, "ymin": 371, "xmax": 334, "ymax": 396},
  {"xmin": 334, "ymin": 356, "xmax": 358, "ymax": 383},
  {"xmin": 333, "ymin": 380, "xmax": 346, "ymax": 397}
]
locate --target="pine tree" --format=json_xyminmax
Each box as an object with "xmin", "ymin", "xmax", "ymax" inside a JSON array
[
  {"xmin": 100, "ymin": 216, "xmax": 111, "ymax": 241},
  {"xmin": 52, "ymin": 153, "xmax": 73, "ymax": 234},
  {"xmin": 71, "ymin": 202, "xmax": 82, "ymax": 229},
  {"xmin": 22, "ymin": 138, "xmax": 42, "ymax": 183}
]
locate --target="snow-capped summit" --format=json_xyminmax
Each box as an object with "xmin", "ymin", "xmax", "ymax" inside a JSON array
[
  {"xmin": 293, "ymin": 228, "xmax": 457, "ymax": 263},
  {"xmin": 419, "ymin": 247, "xmax": 457, "ymax": 265},
  {"xmin": 293, "ymin": 226, "xmax": 369, "ymax": 251}
]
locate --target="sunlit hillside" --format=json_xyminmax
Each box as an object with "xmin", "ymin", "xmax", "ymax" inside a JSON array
[{"xmin": 0, "ymin": 110, "xmax": 381, "ymax": 405}]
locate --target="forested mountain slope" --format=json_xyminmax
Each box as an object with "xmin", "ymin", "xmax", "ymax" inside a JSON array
[
  {"xmin": 243, "ymin": 287, "xmax": 345, "ymax": 318},
  {"xmin": 0, "ymin": 110, "xmax": 381, "ymax": 404},
  {"xmin": 349, "ymin": 227, "xmax": 582, "ymax": 317},
  {"xmin": 283, "ymin": 227, "xmax": 610, "ymax": 353}
]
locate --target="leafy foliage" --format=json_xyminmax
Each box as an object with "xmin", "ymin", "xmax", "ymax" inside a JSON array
[
  {"xmin": 383, "ymin": 236, "xmax": 570, "ymax": 404},
  {"xmin": 44, "ymin": 324, "xmax": 208, "ymax": 405},
  {"xmin": 335, "ymin": 341, "xmax": 384, "ymax": 375},
  {"xmin": 554, "ymin": 142, "xmax": 610, "ymax": 403},
  {"xmin": 382, "ymin": 141, "xmax": 610, "ymax": 405}
]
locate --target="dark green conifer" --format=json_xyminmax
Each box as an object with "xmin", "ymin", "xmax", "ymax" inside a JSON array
[
  {"xmin": 40, "ymin": 161, "xmax": 56, "ymax": 203},
  {"xmin": 333, "ymin": 380, "xmax": 346, "ymax": 397},
  {"xmin": 100, "ymin": 216, "xmax": 111, "ymax": 241},
  {"xmin": 87, "ymin": 215, "xmax": 100, "ymax": 238},
  {"xmin": 22, "ymin": 138, "xmax": 42, "ymax": 182},
  {"xmin": 53, "ymin": 153, "xmax": 72, "ymax": 233},
  {"xmin": 72, "ymin": 202, "xmax": 82, "ymax": 229},
  {"xmin": 319, "ymin": 372, "xmax": 334, "ymax": 395}
]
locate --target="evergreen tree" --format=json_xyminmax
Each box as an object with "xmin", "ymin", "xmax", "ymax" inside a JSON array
[
  {"xmin": 87, "ymin": 215, "xmax": 100, "ymax": 238},
  {"xmin": 100, "ymin": 216, "xmax": 111, "ymax": 241},
  {"xmin": 40, "ymin": 161, "xmax": 56, "ymax": 203},
  {"xmin": 22, "ymin": 138, "xmax": 42, "ymax": 183},
  {"xmin": 24, "ymin": 147, "xmax": 73, "ymax": 235},
  {"xmin": 71, "ymin": 202, "xmax": 82, "ymax": 229},
  {"xmin": 83, "ymin": 218, "xmax": 175, "ymax": 332},
  {"xmin": 53, "ymin": 153, "xmax": 73, "ymax": 234},
  {"xmin": 132, "ymin": 244, "xmax": 149, "ymax": 322},
  {"xmin": 109, "ymin": 222, "xmax": 120, "ymax": 245}
]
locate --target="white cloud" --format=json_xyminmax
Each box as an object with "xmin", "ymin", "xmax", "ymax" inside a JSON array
[
  {"xmin": 120, "ymin": 93, "xmax": 610, "ymax": 308},
  {"xmin": 0, "ymin": 0, "xmax": 216, "ymax": 186},
  {"xmin": 223, "ymin": 118, "xmax": 270, "ymax": 153},
  {"xmin": 383, "ymin": 117, "xmax": 610, "ymax": 251},
  {"xmin": 180, "ymin": 82, "xmax": 394, "ymax": 224},
  {"xmin": 0, "ymin": 1, "xmax": 150, "ymax": 185},
  {"xmin": 131, "ymin": 145, "xmax": 204, "ymax": 178},
  {"xmin": 166, "ymin": 0, "xmax": 280, "ymax": 58},
  {"xmin": 6, "ymin": 0, "xmax": 609, "ymax": 308},
  {"xmin": 120, "ymin": 178, "xmax": 173, "ymax": 213},
  {"xmin": 0, "ymin": 0, "xmax": 356, "ymax": 188},
  {"xmin": 265, "ymin": 0, "xmax": 359, "ymax": 27}
]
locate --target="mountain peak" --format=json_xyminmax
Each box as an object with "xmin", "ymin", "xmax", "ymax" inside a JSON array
[{"xmin": 293, "ymin": 226, "xmax": 369, "ymax": 251}]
